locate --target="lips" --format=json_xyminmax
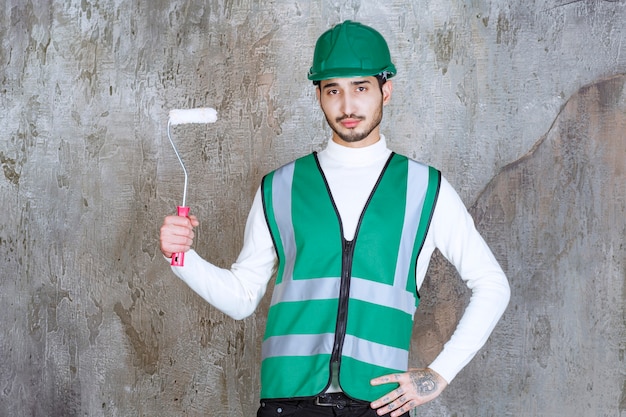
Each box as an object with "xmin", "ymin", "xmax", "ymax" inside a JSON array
[
  {"xmin": 341, "ymin": 119, "xmax": 361, "ymax": 129},
  {"xmin": 338, "ymin": 115, "xmax": 364, "ymax": 129}
]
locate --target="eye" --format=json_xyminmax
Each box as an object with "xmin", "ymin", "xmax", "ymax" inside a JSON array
[
  {"xmin": 327, "ymin": 89, "xmax": 339, "ymax": 95},
  {"xmin": 356, "ymin": 86, "xmax": 367, "ymax": 92}
]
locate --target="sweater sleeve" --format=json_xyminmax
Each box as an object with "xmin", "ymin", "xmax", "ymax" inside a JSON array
[
  {"xmin": 167, "ymin": 188, "xmax": 278, "ymax": 320},
  {"xmin": 425, "ymin": 177, "xmax": 510, "ymax": 383}
]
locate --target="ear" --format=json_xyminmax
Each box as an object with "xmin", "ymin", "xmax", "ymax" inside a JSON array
[
  {"xmin": 315, "ymin": 84, "xmax": 321, "ymax": 102},
  {"xmin": 382, "ymin": 80, "xmax": 393, "ymax": 105}
]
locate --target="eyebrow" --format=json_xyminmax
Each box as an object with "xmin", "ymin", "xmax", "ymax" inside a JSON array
[{"xmin": 321, "ymin": 79, "xmax": 372, "ymax": 91}]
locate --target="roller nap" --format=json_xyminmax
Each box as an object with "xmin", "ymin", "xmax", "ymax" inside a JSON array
[{"xmin": 169, "ymin": 108, "xmax": 218, "ymax": 125}]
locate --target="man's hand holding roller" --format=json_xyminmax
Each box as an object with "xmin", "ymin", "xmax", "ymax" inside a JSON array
[{"xmin": 160, "ymin": 215, "xmax": 199, "ymax": 258}]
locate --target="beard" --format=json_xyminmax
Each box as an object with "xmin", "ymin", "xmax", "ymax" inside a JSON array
[{"xmin": 324, "ymin": 103, "xmax": 383, "ymax": 143}]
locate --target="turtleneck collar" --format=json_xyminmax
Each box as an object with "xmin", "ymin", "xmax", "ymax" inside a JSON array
[{"xmin": 321, "ymin": 134, "xmax": 391, "ymax": 167}]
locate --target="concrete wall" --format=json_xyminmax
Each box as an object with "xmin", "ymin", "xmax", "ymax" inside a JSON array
[{"xmin": 0, "ymin": 1, "xmax": 624, "ymax": 416}]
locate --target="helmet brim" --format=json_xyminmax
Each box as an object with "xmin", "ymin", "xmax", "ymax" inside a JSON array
[{"xmin": 307, "ymin": 66, "xmax": 397, "ymax": 81}]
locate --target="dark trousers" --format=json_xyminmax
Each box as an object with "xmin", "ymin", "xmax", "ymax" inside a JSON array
[{"xmin": 257, "ymin": 398, "xmax": 409, "ymax": 417}]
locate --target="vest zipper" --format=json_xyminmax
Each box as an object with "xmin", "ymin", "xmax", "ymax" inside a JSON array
[{"xmin": 330, "ymin": 238, "xmax": 355, "ymax": 368}]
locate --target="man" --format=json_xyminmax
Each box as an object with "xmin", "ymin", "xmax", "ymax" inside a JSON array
[{"xmin": 160, "ymin": 20, "xmax": 510, "ymax": 417}]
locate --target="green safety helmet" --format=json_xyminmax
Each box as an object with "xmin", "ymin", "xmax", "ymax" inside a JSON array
[{"xmin": 308, "ymin": 20, "xmax": 397, "ymax": 81}]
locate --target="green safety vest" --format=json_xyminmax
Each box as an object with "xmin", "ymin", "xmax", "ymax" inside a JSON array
[{"xmin": 260, "ymin": 152, "xmax": 440, "ymax": 401}]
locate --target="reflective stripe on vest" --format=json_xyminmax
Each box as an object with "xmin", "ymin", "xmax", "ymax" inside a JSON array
[{"xmin": 260, "ymin": 152, "xmax": 440, "ymax": 401}]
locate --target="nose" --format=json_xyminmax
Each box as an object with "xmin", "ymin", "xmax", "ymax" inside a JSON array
[{"xmin": 340, "ymin": 92, "xmax": 356, "ymax": 116}]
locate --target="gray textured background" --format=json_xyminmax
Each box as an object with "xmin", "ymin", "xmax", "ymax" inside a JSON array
[{"xmin": 1, "ymin": 1, "xmax": 625, "ymax": 416}]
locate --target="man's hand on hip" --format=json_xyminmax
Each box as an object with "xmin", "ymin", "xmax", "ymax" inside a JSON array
[{"xmin": 370, "ymin": 368, "xmax": 448, "ymax": 416}]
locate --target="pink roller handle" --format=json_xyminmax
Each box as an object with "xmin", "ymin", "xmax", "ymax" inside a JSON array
[{"xmin": 171, "ymin": 205, "xmax": 190, "ymax": 266}]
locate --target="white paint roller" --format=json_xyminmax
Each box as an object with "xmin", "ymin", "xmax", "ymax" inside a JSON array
[
  {"xmin": 167, "ymin": 107, "xmax": 218, "ymax": 266},
  {"xmin": 169, "ymin": 107, "xmax": 218, "ymax": 125}
]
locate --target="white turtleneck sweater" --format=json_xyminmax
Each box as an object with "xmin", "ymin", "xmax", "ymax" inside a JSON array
[{"xmin": 169, "ymin": 136, "xmax": 510, "ymax": 384}]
